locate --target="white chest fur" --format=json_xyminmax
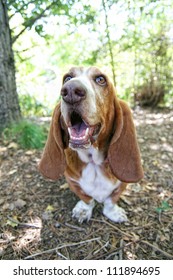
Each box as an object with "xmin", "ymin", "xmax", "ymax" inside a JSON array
[
  {"xmin": 79, "ymin": 163, "xmax": 120, "ymax": 203},
  {"xmin": 77, "ymin": 147, "xmax": 121, "ymax": 203}
]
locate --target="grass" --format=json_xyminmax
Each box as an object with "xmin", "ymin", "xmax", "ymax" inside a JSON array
[{"xmin": 2, "ymin": 119, "xmax": 48, "ymax": 149}]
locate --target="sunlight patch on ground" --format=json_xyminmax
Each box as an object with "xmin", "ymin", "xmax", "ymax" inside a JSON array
[
  {"xmin": 0, "ymin": 217, "xmax": 42, "ymax": 258},
  {"xmin": 14, "ymin": 217, "xmax": 42, "ymax": 251}
]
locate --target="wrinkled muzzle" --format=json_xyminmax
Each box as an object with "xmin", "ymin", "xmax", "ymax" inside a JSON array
[{"xmin": 60, "ymin": 80, "xmax": 100, "ymax": 149}]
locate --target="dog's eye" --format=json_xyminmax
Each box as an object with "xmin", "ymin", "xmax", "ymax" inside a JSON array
[
  {"xmin": 64, "ymin": 76, "xmax": 72, "ymax": 83},
  {"xmin": 95, "ymin": 76, "xmax": 106, "ymax": 86}
]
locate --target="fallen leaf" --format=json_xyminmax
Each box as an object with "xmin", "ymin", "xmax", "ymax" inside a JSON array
[
  {"xmin": 8, "ymin": 169, "xmax": 17, "ymax": 175},
  {"xmin": 8, "ymin": 142, "xmax": 18, "ymax": 149},
  {"xmin": 45, "ymin": 205, "xmax": 54, "ymax": 212},
  {"xmin": 6, "ymin": 216, "xmax": 19, "ymax": 228},
  {"xmin": 25, "ymin": 150, "xmax": 35, "ymax": 155},
  {"xmin": 60, "ymin": 183, "xmax": 69, "ymax": 190}
]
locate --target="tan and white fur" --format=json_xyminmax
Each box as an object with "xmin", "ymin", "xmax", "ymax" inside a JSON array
[{"xmin": 39, "ymin": 66, "xmax": 143, "ymax": 223}]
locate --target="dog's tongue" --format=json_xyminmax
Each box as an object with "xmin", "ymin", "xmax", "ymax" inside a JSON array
[{"xmin": 68, "ymin": 122, "xmax": 89, "ymax": 140}]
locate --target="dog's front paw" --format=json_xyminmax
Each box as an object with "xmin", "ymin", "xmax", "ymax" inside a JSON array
[
  {"xmin": 72, "ymin": 200, "xmax": 95, "ymax": 223},
  {"xmin": 103, "ymin": 199, "xmax": 128, "ymax": 223}
]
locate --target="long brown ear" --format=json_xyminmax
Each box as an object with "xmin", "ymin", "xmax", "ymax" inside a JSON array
[
  {"xmin": 108, "ymin": 100, "xmax": 144, "ymax": 183},
  {"xmin": 38, "ymin": 103, "xmax": 66, "ymax": 180}
]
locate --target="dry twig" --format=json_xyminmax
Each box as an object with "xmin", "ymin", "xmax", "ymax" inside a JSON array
[
  {"xmin": 24, "ymin": 237, "xmax": 100, "ymax": 260},
  {"xmin": 119, "ymin": 239, "xmax": 124, "ymax": 260},
  {"xmin": 91, "ymin": 218, "xmax": 133, "ymax": 238},
  {"xmin": 65, "ymin": 222, "xmax": 86, "ymax": 232},
  {"xmin": 140, "ymin": 240, "xmax": 173, "ymax": 259},
  {"xmin": 7, "ymin": 216, "xmax": 41, "ymax": 229}
]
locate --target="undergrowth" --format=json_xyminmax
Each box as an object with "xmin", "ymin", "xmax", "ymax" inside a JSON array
[{"xmin": 2, "ymin": 119, "xmax": 47, "ymax": 149}]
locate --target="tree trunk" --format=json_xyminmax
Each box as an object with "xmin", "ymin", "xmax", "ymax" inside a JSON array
[
  {"xmin": 102, "ymin": 0, "xmax": 116, "ymax": 86},
  {"xmin": 0, "ymin": 0, "xmax": 21, "ymax": 131}
]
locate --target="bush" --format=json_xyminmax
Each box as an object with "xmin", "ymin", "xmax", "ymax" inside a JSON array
[
  {"xmin": 19, "ymin": 94, "xmax": 50, "ymax": 117},
  {"xmin": 135, "ymin": 78, "xmax": 165, "ymax": 107},
  {"xmin": 3, "ymin": 119, "xmax": 47, "ymax": 149}
]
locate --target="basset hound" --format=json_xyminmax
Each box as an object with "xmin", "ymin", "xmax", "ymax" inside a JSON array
[{"xmin": 39, "ymin": 66, "xmax": 143, "ymax": 223}]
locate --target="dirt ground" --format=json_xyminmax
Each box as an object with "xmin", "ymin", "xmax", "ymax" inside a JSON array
[{"xmin": 0, "ymin": 107, "xmax": 173, "ymax": 260}]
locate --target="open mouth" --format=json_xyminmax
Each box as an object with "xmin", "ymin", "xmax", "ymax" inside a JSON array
[{"xmin": 68, "ymin": 111, "xmax": 100, "ymax": 148}]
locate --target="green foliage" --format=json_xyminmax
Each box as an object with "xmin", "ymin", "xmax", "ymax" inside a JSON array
[
  {"xmin": 135, "ymin": 78, "xmax": 165, "ymax": 107},
  {"xmin": 19, "ymin": 94, "xmax": 51, "ymax": 117},
  {"xmin": 8, "ymin": 0, "xmax": 173, "ymax": 109},
  {"xmin": 156, "ymin": 201, "xmax": 171, "ymax": 214},
  {"xmin": 8, "ymin": 0, "xmax": 96, "ymax": 43},
  {"xmin": 119, "ymin": 0, "xmax": 173, "ymax": 106},
  {"xmin": 3, "ymin": 120, "xmax": 47, "ymax": 149},
  {"xmin": 164, "ymin": 91, "xmax": 173, "ymax": 108}
]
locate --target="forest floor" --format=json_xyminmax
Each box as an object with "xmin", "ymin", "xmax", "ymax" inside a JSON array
[{"xmin": 0, "ymin": 107, "xmax": 173, "ymax": 260}]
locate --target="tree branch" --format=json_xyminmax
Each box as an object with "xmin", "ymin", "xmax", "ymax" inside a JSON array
[
  {"xmin": 12, "ymin": 2, "xmax": 56, "ymax": 44},
  {"xmin": 8, "ymin": 0, "xmax": 36, "ymax": 20}
]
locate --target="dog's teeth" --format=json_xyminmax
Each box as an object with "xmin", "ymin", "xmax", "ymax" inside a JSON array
[
  {"xmin": 85, "ymin": 128, "xmax": 89, "ymax": 136},
  {"xmin": 68, "ymin": 127, "xmax": 72, "ymax": 136},
  {"xmin": 70, "ymin": 135, "xmax": 86, "ymax": 140},
  {"xmin": 68, "ymin": 127, "xmax": 89, "ymax": 141}
]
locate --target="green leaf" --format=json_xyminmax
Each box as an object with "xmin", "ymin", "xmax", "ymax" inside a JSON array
[
  {"xmin": 45, "ymin": 205, "xmax": 54, "ymax": 212},
  {"xmin": 156, "ymin": 200, "xmax": 171, "ymax": 213},
  {"xmin": 6, "ymin": 216, "xmax": 19, "ymax": 228}
]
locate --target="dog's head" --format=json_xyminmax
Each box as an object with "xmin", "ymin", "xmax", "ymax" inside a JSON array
[{"xmin": 60, "ymin": 66, "xmax": 116, "ymax": 150}]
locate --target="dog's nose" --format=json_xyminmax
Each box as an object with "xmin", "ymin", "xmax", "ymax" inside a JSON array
[{"xmin": 61, "ymin": 81, "xmax": 86, "ymax": 104}]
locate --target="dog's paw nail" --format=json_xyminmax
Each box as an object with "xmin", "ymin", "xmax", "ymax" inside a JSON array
[{"xmin": 72, "ymin": 200, "xmax": 94, "ymax": 223}]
